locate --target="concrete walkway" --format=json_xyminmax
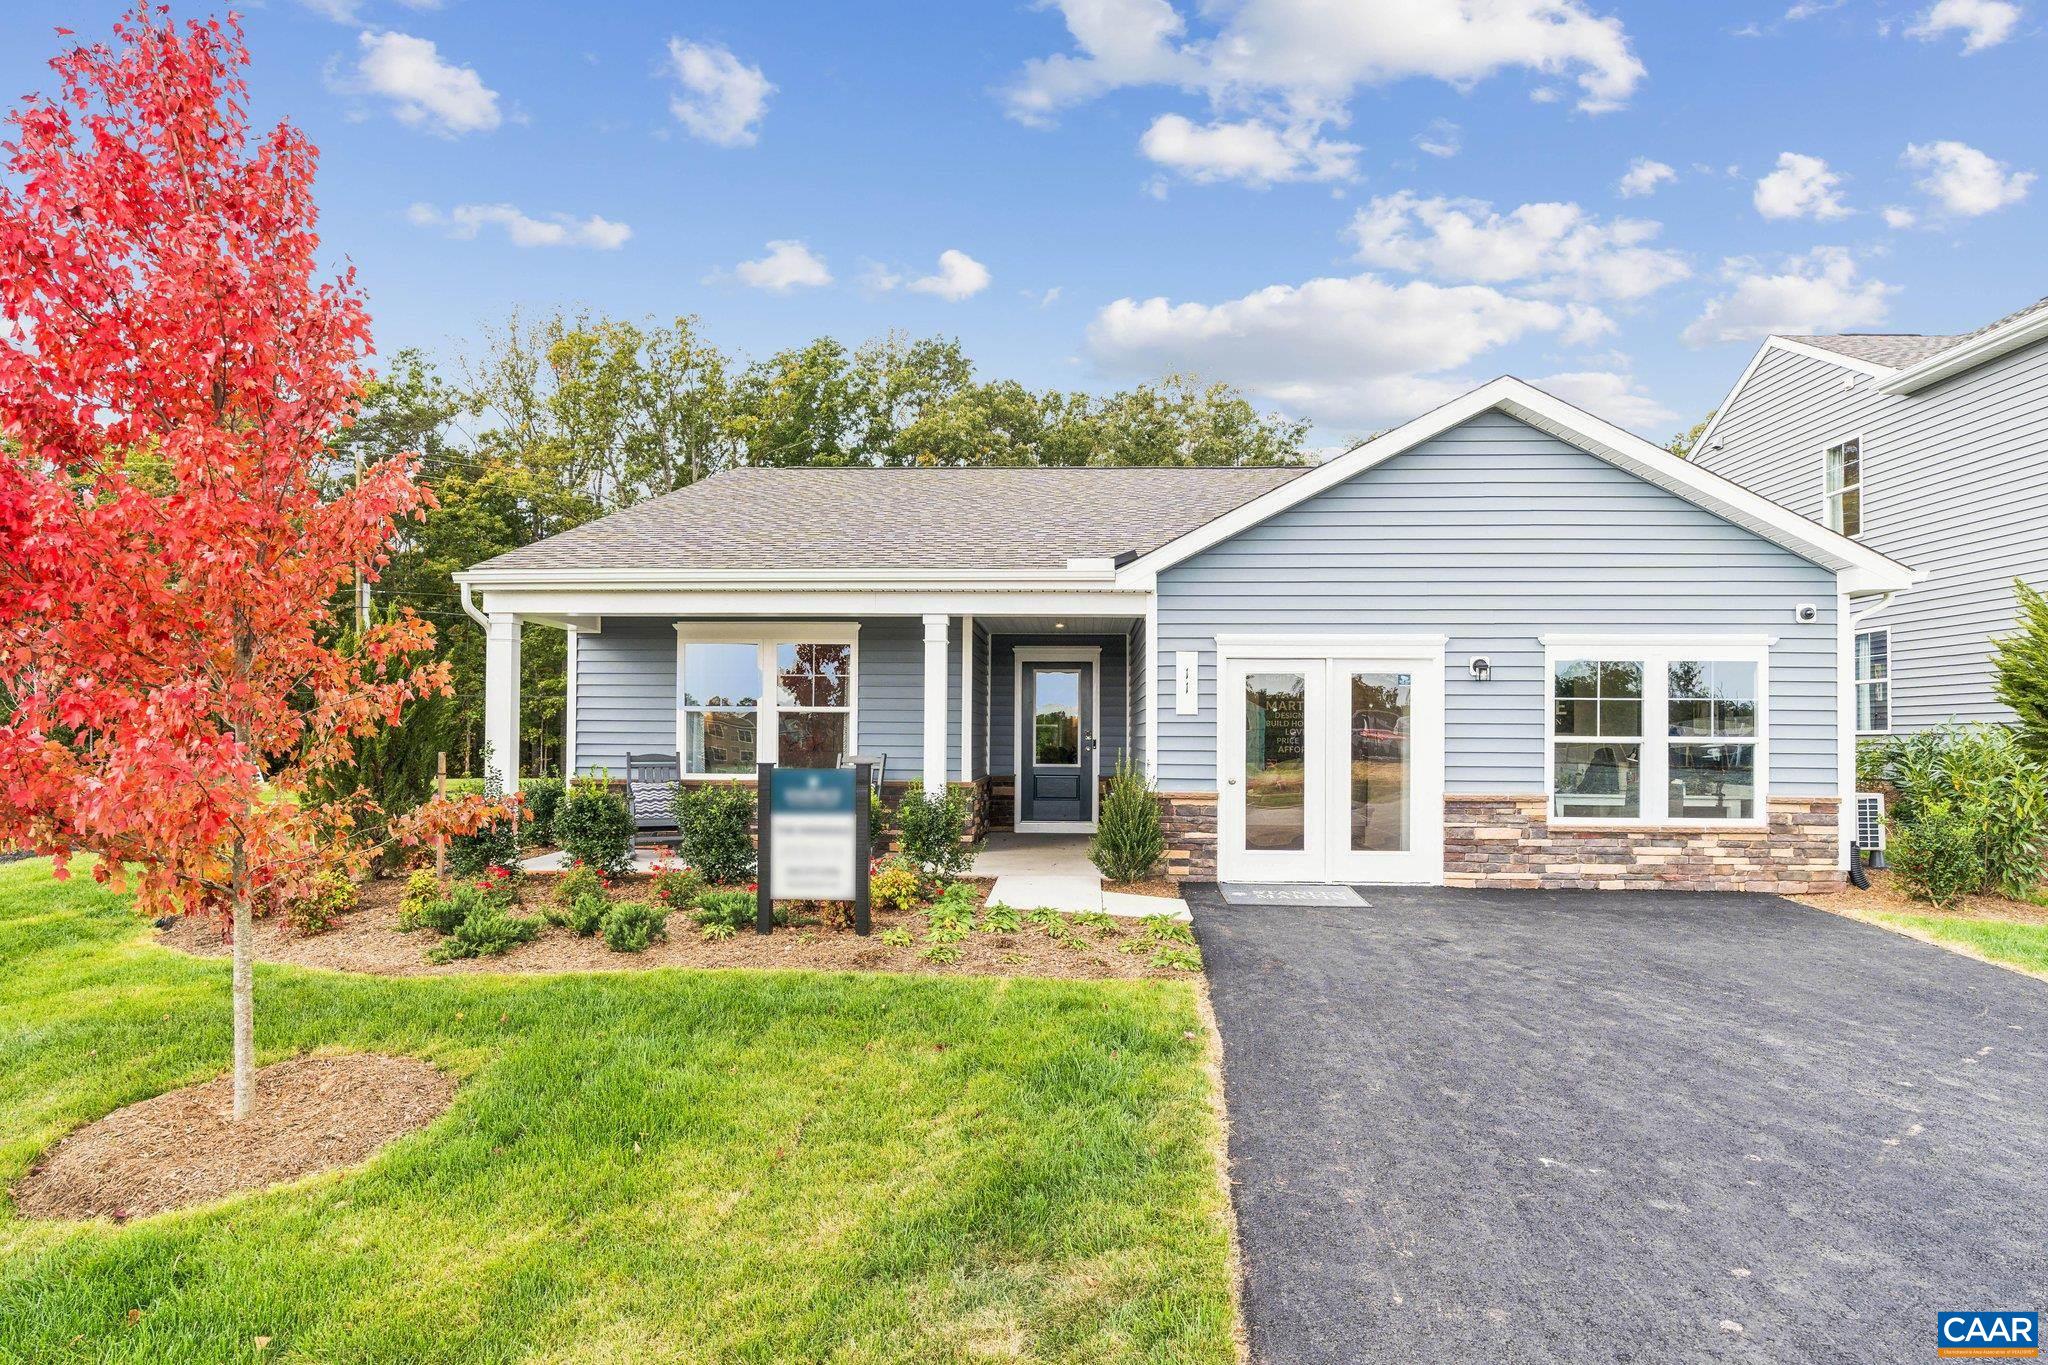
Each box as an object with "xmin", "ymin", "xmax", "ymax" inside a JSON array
[{"xmin": 973, "ymin": 832, "xmax": 1189, "ymax": 918}]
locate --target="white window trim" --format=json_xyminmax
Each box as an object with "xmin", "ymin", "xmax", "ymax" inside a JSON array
[
  {"xmin": 1821, "ymin": 434, "xmax": 1865, "ymax": 540},
  {"xmin": 1013, "ymin": 645, "xmax": 1104, "ymax": 832},
  {"xmin": 1542, "ymin": 637, "xmax": 1771, "ymax": 830},
  {"xmin": 1854, "ymin": 626, "xmax": 1892, "ymax": 737},
  {"xmin": 674, "ymin": 621, "xmax": 860, "ymax": 780}
]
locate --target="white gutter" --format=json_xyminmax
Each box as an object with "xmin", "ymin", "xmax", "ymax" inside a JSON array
[
  {"xmin": 459, "ymin": 579, "xmax": 489, "ymax": 629},
  {"xmin": 1881, "ymin": 308, "xmax": 2048, "ymax": 394}
]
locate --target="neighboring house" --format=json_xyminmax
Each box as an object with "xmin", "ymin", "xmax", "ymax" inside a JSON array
[
  {"xmin": 457, "ymin": 377, "xmax": 1912, "ymax": 891},
  {"xmin": 1692, "ymin": 296, "xmax": 2048, "ymax": 738}
]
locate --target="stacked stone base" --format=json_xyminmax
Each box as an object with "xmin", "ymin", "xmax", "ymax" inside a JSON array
[
  {"xmin": 1442, "ymin": 794, "xmax": 1840, "ymax": 893},
  {"xmin": 1143, "ymin": 790, "xmax": 1840, "ymax": 890}
]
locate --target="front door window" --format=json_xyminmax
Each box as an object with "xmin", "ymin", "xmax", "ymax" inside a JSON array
[
  {"xmin": 1243, "ymin": 672, "xmax": 1308, "ymax": 851},
  {"xmin": 1348, "ymin": 672, "xmax": 1411, "ymax": 853},
  {"xmin": 1032, "ymin": 669, "xmax": 1081, "ymax": 766}
]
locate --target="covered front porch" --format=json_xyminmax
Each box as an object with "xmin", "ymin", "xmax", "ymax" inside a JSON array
[{"xmin": 466, "ymin": 591, "xmax": 1149, "ymax": 839}]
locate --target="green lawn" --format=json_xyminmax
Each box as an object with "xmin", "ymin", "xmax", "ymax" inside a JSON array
[
  {"xmin": 1873, "ymin": 908, "xmax": 2048, "ymax": 978},
  {"xmin": 0, "ymin": 859, "xmax": 1234, "ymax": 1363}
]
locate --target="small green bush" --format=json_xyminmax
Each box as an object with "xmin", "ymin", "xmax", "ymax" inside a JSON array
[
  {"xmin": 878, "ymin": 926, "xmax": 914, "ymax": 947},
  {"xmin": 650, "ymin": 865, "xmax": 705, "ymax": 914},
  {"xmin": 396, "ymin": 869, "xmax": 441, "ymax": 932},
  {"xmin": 893, "ymin": 783, "xmax": 981, "ymax": 880},
  {"xmin": 978, "ymin": 903, "xmax": 1023, "ymax": 933},
  {"xmin": 520, "ymin": 777, "xmax": 565, "ymax": 846},
  {"xmin": 1090, "ymin": 756, "xmax": 1165, "ymax": 883},
  {"xmin": 287, "ymin": 869, "xmax": 357, "ymax": 935},
  {"xmin": 428, "ymin": 904, "xmax": 542, "ymax": 962},
  {"xmin": 555, "ymin": 778, "xmax": 636, "ymax": 878},
  {"xmin": 600, "ymin": 899, "xmax": 669, "ymax": 953},
  {"xmin": 552, "ymin": 863, "xmax": 609, "ymax": 910},
  {"xmin": 419, "ymin": 882, "xmax": 488, "ymax": 935},
  {"xmin": 693, "ymin": 888, "xmax": 757, "ymax": 937},
  {"xmin": 678, "ymin": 783, "xmax": 757, "ymax": 884},
  {"xmin": 1864, "ymin": 724, "xmax": 2048, "ymax": 898},
  {"xmin": 448, "ymin": 814, "xmax": 519, "ymax": 879},
  {"xmin": 562, "ymin": 891, "xmax": 607, "ymax": 936},
  {"xmin": 1889, "ymin": 802, "xmax": 1989, "ymax": 909}
]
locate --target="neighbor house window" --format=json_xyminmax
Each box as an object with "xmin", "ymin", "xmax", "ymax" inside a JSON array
[
  {"xmin": 1824, "ymin": 437, "xmax": 1862, "ymax": 537},
  {"xmin": 1550, "ymin": 641, "xmax": 1768, "ymax": 825},
  {"xmin": 677, "ymin": 626, "xmax": 858, "ymax": 776},
  {"xmin": 1855, "ymin": 629, "xmax": 1890, "ymax": 734}
]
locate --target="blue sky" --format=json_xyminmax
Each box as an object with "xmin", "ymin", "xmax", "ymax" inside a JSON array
[{"xmin": 4, "ymin": 0, "xmax": 2043, "ymax": 445}]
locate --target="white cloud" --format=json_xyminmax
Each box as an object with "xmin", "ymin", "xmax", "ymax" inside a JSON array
[
  {"xmin": 1683, "ymin": 247, "xmax": 1896, "ymax": 345},
  {"xmin": 1617, "ymin": 157, "xmax": 1676, "ymax": 197},
  {"xmin": 1902, "ymin": 139, "xmax": 2035, "ymax": 216},
  {"xmin": 299, "ymin": 0, "xmax": 439, "ymax": 19},
  {"xmin": 1007, "ymin": 0, "xmax": 1645, "ymax": 122},
  {"xmin": 1029, "ymin": 286, "xmax": 1064, "ymax": 307},
  {"xmin": 1882, "ymin": 205, "xmax": 1919, "ymax": 228},
  {"xmin": 354, "ymin": 31, "xmax": 501, "ymax": 137},
  {"xmin": 1785, "ymin": 0, "xmax": 1846, "ymax": 18},
  {"xmin": 1087, "ymin": 272, "xmax": 1579, "ymax": 425},
  {"xmin": 1906, "ymin": 0, "xmax": 2023, "ymax": 51},
  {"xmin": 1347, "ymin": 192, "xmax": 1690, "ymax": 302},
  {"xmin": 665, "ymin": 39, "xmax": 773, "ymax": 147},
  {"xmin": 907, "ymin": 250, "xmax": 993, "ymax": 301},
  {"xmin": 1139, "ymin": 113, "xmax": 1359, "ymax": 184},
  {"xmin": 729, "ymin": 240, "xmax": 832, "ymax": 292},
  {"xmin": 1536, "ymin": 370, "xmax": 1678, "ymax": 430},
  {"xmin": 1414, "ymin": 119, "xmax": 1461, "ymax": 159},
  {"xmin": 1752, "ymin": 151, "xmax": 1851, "ymax": 220},
  {"xmin": 407, "ymin": 202, "xmax": 630, "ymax": 250}
]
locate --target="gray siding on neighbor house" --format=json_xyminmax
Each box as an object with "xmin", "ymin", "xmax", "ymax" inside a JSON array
[
  {"xmin": 1155, "ymin": 410, "xmax": 1842, "ymax": 796},
  {"xmin": 1696, "ymin": 337, "xmax": 2048, "ymax": 731},
  {"xmin": 571, "ymin": 615, "xmax": 964, "ymax": 783},
  {"xmin": 985, "ymin": 632, "xmax": 1130, "ymax": 777}
]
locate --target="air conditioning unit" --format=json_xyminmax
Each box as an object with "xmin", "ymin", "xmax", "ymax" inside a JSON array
[{"xmin": 1855, "ymin": 792, "xmax": 1886, "ymax": 867}]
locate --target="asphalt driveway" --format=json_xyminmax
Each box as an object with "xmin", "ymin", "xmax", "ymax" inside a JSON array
[{"xmin": 1190, "ymin": 887, "xmax": 2048, "ymax": 1364}]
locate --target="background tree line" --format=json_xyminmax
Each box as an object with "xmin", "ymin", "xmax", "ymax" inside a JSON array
[{"xmin": 330, "ymin": 310, "xmax": 1313, "ymax": 781}]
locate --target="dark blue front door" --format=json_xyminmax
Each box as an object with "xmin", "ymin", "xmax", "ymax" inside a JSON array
[{"xmin": 1020, "ymin": 661, "xmax": 1094, "ymax": 826}]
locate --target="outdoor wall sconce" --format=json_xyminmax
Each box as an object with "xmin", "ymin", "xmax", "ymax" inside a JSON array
[{"xmin": 1468, "ymin": 656, "xmax": 1492, "ymax": 682}]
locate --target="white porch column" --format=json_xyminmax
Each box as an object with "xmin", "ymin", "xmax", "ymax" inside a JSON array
[
  {"xmin": 484, "ymin": 612, "xmax": 522, "ymax": 792},
  {"xmin": 959, "ymin": 614, "xmax": 975, "ymax": 784},
  {"xmin": 922, "ymin": 613, "xmax": 949, "ymax": 797}
]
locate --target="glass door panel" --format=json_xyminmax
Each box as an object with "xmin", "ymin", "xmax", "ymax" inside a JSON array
[
  {"xmin": 1243, "ymin": 671, "xmax": 1308, "ymax": 852},
  {"xmin": 1347, "ymin": 671, "xmax": 1411, "ymax": 853}
]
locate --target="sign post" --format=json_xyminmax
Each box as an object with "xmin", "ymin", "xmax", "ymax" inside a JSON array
[{"xmin": 756, "ymin": 763, "xmax": 870, "ymax": 936}]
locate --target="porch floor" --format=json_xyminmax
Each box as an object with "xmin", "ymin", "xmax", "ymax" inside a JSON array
[{"xmin": 973, "ymin": 833, "xmax": 1189, "ymax": 920}]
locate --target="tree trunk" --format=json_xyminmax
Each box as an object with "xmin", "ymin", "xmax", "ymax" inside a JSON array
[{"xmin": 230, "ymin": 842, "xmax": 255, "ymax": 1120}]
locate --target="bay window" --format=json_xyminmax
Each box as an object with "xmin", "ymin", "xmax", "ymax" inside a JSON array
[
  {"xmin": 676, "ymin": 624, "xmax": 857, "ymax": 776},
  {"xmin": 1549, "ymin": 639, "xmax": 1767, "ymax": 824}
]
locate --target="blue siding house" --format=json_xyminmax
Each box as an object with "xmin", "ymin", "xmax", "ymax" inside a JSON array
[{"xmin": 458, "ymin": 377, "xmax": 1914, "ymax": 891}]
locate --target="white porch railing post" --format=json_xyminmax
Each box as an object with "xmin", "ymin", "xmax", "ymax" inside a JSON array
[
  {"xmin": 484, "ymin": 612, "xmax": 522, "ymax": 792},
  {"xmin": 922, "ymin": 613, "xmax": 949, "ymax": 798}
]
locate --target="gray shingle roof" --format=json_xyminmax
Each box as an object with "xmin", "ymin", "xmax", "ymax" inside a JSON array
[
  {"xmin": 469, "ymin": 465, "xmax": 1310, "ymax": 574},
  {"xmin": 1785, "ymin": 295, "xmax": 2048, "ymax": 370}
]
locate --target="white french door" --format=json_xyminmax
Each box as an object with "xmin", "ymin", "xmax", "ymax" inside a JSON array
[{"xmin": 1218, "ymin": 644, "xmax": 1444, "ymax": 885}]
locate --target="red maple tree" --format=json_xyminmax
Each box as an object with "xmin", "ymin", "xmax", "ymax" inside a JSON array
[{"xmin": 0, "ymin": 7, "xmax": 448, "ymax": 1117}]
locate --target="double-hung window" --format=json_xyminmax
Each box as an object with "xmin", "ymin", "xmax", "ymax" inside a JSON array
[
  {"xmin": 1855, "ymin": 629, "xmax": 1890, "ymax": 734},
  {"xmin": 1549, "ymin": 639, "xmax": 1767, "ymax": 824},
  {"xmin": 676, "ymin": 624, "xmax": 858, "ymax": 776},
  {"xmin": 1824, "ymin": 437, "xmax": 1862, "ymax": 537}
]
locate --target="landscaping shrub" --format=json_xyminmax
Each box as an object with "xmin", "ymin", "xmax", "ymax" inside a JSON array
[
  {"xmin": 564, "ymin": 892, "xmax": 608, "ymax": 937},
  {"xmin": 600, "ymin": 899, "xmax": 668, "ymax": 953},
  {"xmin": 395, "ymin": 869, "xmax": 441, "ymax": 932},
  {"xmin": 1994, "ymin": 578, "xmax": 2048, "ymax": 762},
  {"xmin": 555, "ymin": 778, "xmax": 636, "ymax": 878},
  {"xmin": 1865, "ymin": 724, "xmax": 2048, "ymax": 898},
  {"xmin": 552, "ymin": 863, "xmax": 608, "ymax": 910},
  {"xmin": 978, "ymin": 903, "xmax": 1023, "ymax": 933},
  {"xmin": 894, "ymin": 783, "xmax": 980, "ymax": 880},
  {"xmin": 448, "ymin": 811, "xmax": 520, "ymax": 879},
  {"xmin": 692, "ymin": 888, "xmax": 786, "ymax": 938},
  {"xmin": 286, "ymin": 868, "xmax": 357, "ymax": 935},
  {"xmin": 1889, "ymin": 802, "xmax": 1989, "ymax": 909},
  {"xmin": 650, "ymin": 865, "xmax": 705, "ymax": 914},
  {"xmin": 427, "ymin": 904, "xmax": 542, "ymax": 962},
  {"xmin": 871, "ymin": 858, "xmax": 923, "ymax": 913},
  {"xmin": 677, "ymin": 783, "xmax": 756, "ymax": 884},
  {"xmin": 1090, "ymin": 756, "xmax": 1165, "ymax": 883},
  {"xmin": 520, "ymin": 777, "xmax": 565, "ymax": 846},
  {"xmin": 417, "ymin": 881, "xmax": 514, "ymax": 936}
]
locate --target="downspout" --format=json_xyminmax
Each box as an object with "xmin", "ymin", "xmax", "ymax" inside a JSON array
[{"xmin": 459, "ymin": 578, "xmax": 489, "ymax": 629}]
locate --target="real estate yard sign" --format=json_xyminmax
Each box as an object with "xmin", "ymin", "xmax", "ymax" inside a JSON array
[{"xmin": 756, "ymin": 764, "xmax": 871, "ymax": 934}]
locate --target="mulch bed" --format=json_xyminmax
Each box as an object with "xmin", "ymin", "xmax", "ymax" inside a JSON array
[
  {"xmin": 11, "ymin": 1054, "xmax": 455, "ymax": 1221},
  {"xmin": 1791, "ymin": 869, "xmax": 2048, "ymax": 926},
  {"xmin": 155, "ymin": 873, "xmax": 1197, "ymax": 982}
]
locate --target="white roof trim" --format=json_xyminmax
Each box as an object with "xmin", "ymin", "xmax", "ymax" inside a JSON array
[
  {"xmin": 1690, "ymin": 336, "xmax": 1891, "ymax": 460},
  {"xmin": 1117, "ymin": 375, "xmax": 1918, "ymax": 594},
  {"xmin": 1881, "ymin": 304, "xmax": 2048, "ymax": 394}
]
